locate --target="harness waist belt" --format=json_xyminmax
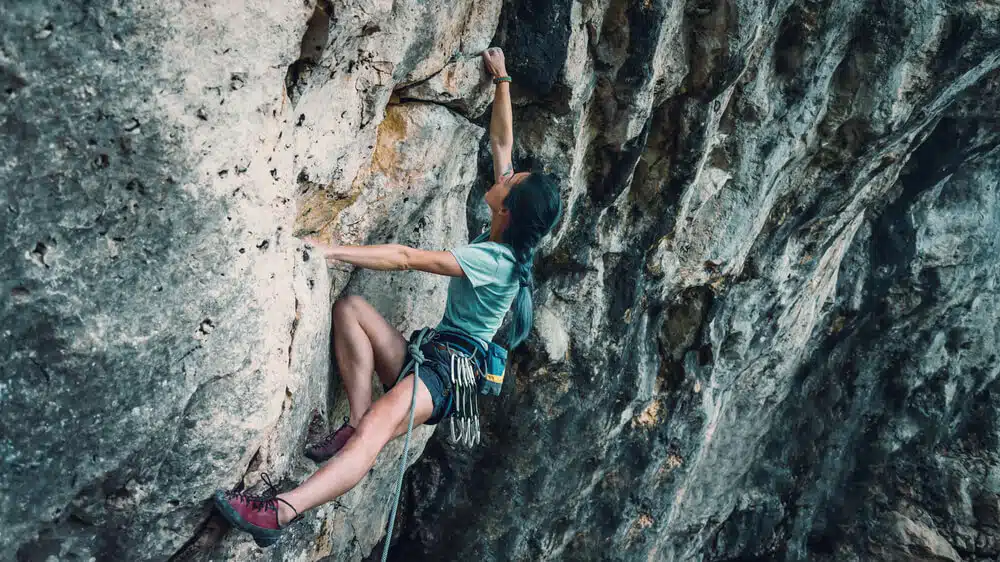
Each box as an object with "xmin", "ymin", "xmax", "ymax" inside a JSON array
[{"xmin": 435, "ymin": 330, "xmax": 485, "ymax": 359}]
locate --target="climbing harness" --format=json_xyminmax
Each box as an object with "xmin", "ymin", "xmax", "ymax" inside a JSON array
[{"xmin": 382, "ymin": 328, "xmax": 508, "ymax": 561}]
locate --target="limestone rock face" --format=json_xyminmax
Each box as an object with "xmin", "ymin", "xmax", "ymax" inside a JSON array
[
  {"xmin": 2, "ymin": 1, "xmax": 999, "ymax": 562},
  {"xmin": 2, "ymin": 0, "xmax": 492, "ymax": 560}
]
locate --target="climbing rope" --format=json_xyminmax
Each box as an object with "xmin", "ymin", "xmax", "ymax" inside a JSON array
[
  {"xmin": 381, "ymin": 327, "xmax": 430, "ymax": 562},
  {"xmin": 381, "ymin": 328, "xmax": 483, "ymax": 560}
]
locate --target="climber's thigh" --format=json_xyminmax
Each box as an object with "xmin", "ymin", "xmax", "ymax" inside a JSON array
[
  {"xmin": 362, "ymin": 373, "xmax": 433, "ymax": 445},
  {"xmin": 340, "ymin": 296, "xmax": 408, "ymax": 388}
]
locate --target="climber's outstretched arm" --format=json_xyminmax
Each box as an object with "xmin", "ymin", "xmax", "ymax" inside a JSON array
[
  {"xmin": 483, "ymin": 48, "xmax": 513, "ymax": 184},
  {"xmin": 304, "ymin": 238, "xmax": 464, "ymax": 277}
]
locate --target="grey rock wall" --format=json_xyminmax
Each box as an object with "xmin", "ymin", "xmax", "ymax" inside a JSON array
[
  {"xmin": 394, "ymin": 1, "xmax": 1000, "ymax": 561},
  {"xmin": 2, "ymin": 0, "xmax": 494, "ymax": 560},
  {"xmin": 2, "ymin": 0, "xmax": 998, "ymax": 561}
]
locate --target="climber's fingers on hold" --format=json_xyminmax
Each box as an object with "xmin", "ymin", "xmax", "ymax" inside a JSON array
[
  {"xmin": 302, "ymin": 236, "xmax": 337, "ymax": 260},
  {"xmin": 302, "ymin": 236, "xmax": 324, "ymax": 251},
  {"xmin": 482, "ymin": 47, "xmax": 505, "ymax": 74}
]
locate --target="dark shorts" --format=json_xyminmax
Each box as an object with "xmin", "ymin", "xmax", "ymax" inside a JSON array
[
  {"xmin": 383, "ymin": 341, "xmax": 453, "ymax": 425},
  {"xmin": 384, "ymin": 331, "xmax": 485, "ymax": 425}
]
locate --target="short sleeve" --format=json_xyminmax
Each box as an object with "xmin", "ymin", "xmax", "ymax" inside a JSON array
[{"xmin": 450, "ymin": 244, "xmax": 501, "ymax": 287}]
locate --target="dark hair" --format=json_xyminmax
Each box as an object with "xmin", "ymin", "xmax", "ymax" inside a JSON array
[{"xmin": 501, "ymin": 172, "xmax": 562, "ymax": 348}]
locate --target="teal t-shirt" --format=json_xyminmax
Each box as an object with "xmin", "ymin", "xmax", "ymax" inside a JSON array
[{"xmin": 436, "ymin": 239, "xmax": 518, "ymax": 345}]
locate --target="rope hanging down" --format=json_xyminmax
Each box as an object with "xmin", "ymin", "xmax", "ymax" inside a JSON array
[{"xmin": 381, "ymin": 327, "xmax": 430, "ymax": 562}]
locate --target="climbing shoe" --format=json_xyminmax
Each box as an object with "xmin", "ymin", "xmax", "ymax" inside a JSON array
[
  {"xmin": 304, "ymin": 416, "xmax": 355, "ymax": 463},
  {"xmin": 213, "ymin": 473, "xmax": 301, "ymax": 547}
]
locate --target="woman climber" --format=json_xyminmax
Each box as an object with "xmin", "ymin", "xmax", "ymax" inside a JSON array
[{"xmin": 212, "ymin": 47, "xmax": 562, "ymax": 548}]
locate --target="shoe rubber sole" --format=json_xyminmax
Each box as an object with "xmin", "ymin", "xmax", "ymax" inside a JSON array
[
  {"xmin": 303, "ymin": 448, "xmax": 332, "ymax": 463},
  {"xmin": 213, "ymin": 490, "xmax": 282, "ymax": 547},
  {"xmin": 303, "ymin": 450, "xmax": 337, "ymax": 464}
]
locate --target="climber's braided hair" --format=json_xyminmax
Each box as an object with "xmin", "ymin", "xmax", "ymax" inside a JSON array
[{"xmin": 501, "ymin": 172, "xmax": 562, "ymax": 348}]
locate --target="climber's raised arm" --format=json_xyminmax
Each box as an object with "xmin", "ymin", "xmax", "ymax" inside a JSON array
[
  {"xmin": 483, "ymin": 48, "xmax": 514, "ymax": 184},
  {"xmin": 304, "ymin": 238, "xmax": 464, "ymax": 277}
]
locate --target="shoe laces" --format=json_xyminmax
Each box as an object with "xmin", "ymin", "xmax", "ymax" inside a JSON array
[
  {"xmin": 227, "ymin": 473, "xmax": 280, "ymax": 512},
  {"xmin": 318, "ymin": 416, "xmax": 352, "ymax": 446}
]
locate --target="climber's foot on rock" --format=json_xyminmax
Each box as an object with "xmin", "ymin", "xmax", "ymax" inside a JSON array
[
  {"xmin": 305, "ymin": 416, "xmax": 356, "ymax": 463},
  {"xmin": 213, "ymin": 474, "xmax": 301, "ymax": 547}
]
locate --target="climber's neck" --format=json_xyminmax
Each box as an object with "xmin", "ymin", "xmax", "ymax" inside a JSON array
[{"xmin": 488, "ymin": 223, "xmax": 503, "ymax": 243}]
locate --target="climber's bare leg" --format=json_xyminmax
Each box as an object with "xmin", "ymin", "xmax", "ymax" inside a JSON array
[
  {"xmin": 391, "ymin": 412, "xmax": 431, "ymax": 439},
  {"xmin": 276, "ymin": 373, "xmax": 433, "ymax": 523},
  {"xmin": 332, "ymin": 296, "xmax": 408, "ymax": 428}
]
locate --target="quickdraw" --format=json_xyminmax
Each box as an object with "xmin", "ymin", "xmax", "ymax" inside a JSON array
[{"xmin": 448, "ymin": 352, "xmax": 481, "ymax": 447}]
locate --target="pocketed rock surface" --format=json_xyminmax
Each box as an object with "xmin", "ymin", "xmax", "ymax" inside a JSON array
[{"xmin": 2, "ymin": 1, "xmax": 998, "ymax": 561}]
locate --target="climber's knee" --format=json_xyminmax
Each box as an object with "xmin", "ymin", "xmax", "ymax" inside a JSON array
[{"xmin": 332, "ymin": 295, "xmax": 367, "ymax": 321}]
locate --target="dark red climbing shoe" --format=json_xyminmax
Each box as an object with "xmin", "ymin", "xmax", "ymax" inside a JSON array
[
  {"xmin": 305, "ymin": 416, "xmax": 356, "ymax": 463},
  {"xmin": 213, "ymin": 473, "xmax": 301, "ymax": 547}
]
